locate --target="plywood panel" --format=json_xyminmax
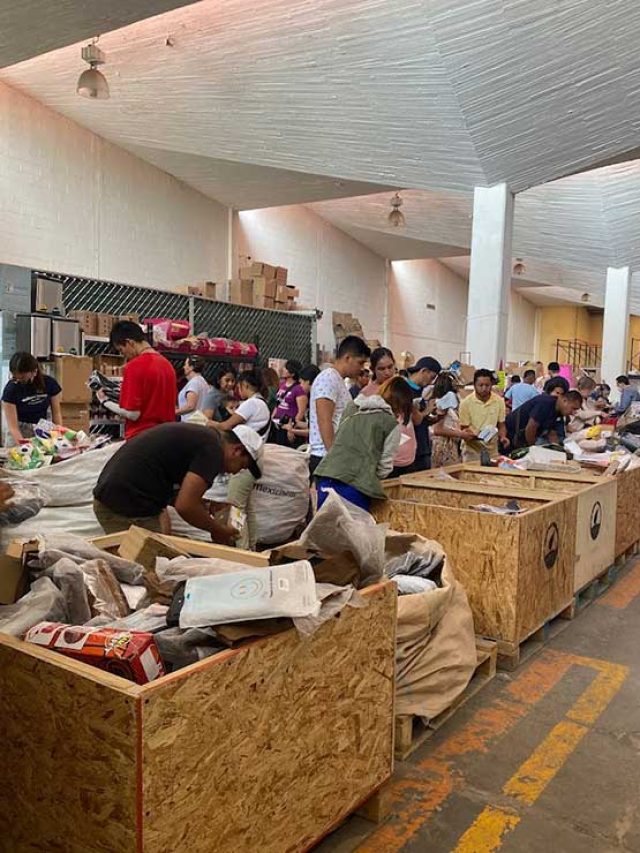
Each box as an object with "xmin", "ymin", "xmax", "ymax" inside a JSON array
[
  {"xmin": 573, "ymin": 480, "xmax": 617, "ymax": 591},
  {"xmin": 140, "ymin": 584, "xmax": 396, "ymax": 853},
  {"xmin": 0, "ymin": 633, "xmax": 139, "ymax": 852},
  {"xmin": 614, "ymin": 467, "xmax": 640, "ymax": 557},
  {"xmin": 515, "ymin": 502, "xmax": 575, "ymax": 641},
  {"xmin": 396, "ymin": 484, "xmax": 545, "ymax": 511}
]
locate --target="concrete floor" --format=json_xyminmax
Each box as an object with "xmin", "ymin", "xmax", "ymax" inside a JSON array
[{"xmin": 318, "ymin": 557, "xmax": 640, "ymax": 853}]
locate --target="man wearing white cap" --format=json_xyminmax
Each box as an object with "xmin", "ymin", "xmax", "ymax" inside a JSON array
[{"xmin": 93, "ymin": 422, "xmax": 263, "ymax": 544}]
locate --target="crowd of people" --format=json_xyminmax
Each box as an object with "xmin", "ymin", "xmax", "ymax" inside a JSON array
[{"xmin": 4, "ymin": 318, "xmax": 640, "ymax": 548}]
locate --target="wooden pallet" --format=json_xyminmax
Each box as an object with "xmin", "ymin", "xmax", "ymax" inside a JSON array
[
  {"xmin": 495, "ymin": 602, "xmax": 575, "ymax": 672},
  {"xmin": 615, "ymin": 539, "xmax": 640, "ymax": 568},
  {"xmin": 394, "ymin": 638, "xmax": 497, "ymax": 761},
  {"xmin": 565, "ymin": 562, "xmax": 623, "ymax": 619}
]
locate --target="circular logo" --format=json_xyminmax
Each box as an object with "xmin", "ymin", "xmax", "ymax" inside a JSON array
[
  {"xmin": 590, "ymin": 501, "xmax": 603, "ymax": 541},
  {"xmin": 544, "ymin": 523, "xmax": 560, "ymax": 570},
  {"xmin": 230, "ymin": 577, "xmax": 265, "ymax": 599}
]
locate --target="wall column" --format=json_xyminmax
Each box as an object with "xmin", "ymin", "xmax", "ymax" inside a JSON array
[
  {"xmin": 465, "ymin": 183, "xmax": 514, "ymax": 369},
  {"xmin": 601, "ymin": 266, "xmax": 631, "ymax": 387}
]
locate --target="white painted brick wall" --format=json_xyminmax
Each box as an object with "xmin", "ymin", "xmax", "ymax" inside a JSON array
[{"xmin": 0, "ymin": 81, "xmax": 228, "ymax": 288}]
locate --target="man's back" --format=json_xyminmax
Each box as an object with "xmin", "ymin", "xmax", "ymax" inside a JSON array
[{"xmin": 121, "ymin": 350, "xmax": 176, "ymax": 439}]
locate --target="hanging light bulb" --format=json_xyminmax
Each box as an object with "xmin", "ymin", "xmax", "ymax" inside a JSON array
[
  {"xmin": 513, "ymin": 259, "xmax": 526, "ymax": 276},
  {"xmin": 388, "ymin": 193, "xmax": 405, "ymax": 227},
  {"xmin": 77, "ymin": 41, "xmax": 110, "ymax": 100}
]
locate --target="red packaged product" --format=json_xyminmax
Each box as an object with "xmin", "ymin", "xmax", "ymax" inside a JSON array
[{"xmin": 24, "ymin": 622, "xmax": 165, "ymax": 684}]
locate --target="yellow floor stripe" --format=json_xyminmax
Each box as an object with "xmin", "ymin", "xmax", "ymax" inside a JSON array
[
  {"xmin": 452, "ymin": 657, "xmax": 628, "ymax": 852},
  {"xmin": 503, "ymin": 719, "xmax": 586, "ymax": 805},
  {"xmin": 454, "ymin": 806, "xmax": 520, "ymax": 853}
]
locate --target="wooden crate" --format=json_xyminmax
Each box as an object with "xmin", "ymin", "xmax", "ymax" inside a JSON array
[
  {"xmin": 0, "ymin": 571, "xmax": 396, "ymax": 853},
  {"xmin": 395, "ymin": 638, "xmax": 497, "ymax": 760},
  {"xmin": 401, "ymin": 465, "xmax": 617, "ymax": 594},
  {"xmin": 607, "ymin": 466, "xmax": 640, "ymax": 558},
  {"xmin": 373, "ymin": 480, "xmax": 575, "ymax": 657}
]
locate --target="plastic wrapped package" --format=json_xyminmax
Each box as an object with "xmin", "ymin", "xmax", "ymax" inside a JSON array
[
  {"xmin": 33, "ymin": 532, "xmax": 143, "ymax": 585},
  {"xmin": 300, "ymin": 491, "xmax": 387, "ymax": 587},
  {"xmin": 0, "ymin": 577, "xmax": 67, "ymax": 637},
  {"xmin": 155, "ymin": 626, "xmax": 227, "ymax": 670},
  {"xmin": 179, "ymin": 561, "xmax": 320, "ymax": 628},
  {"xmin": 393, "ymin": 575, "xmax": 438, "ymax": 595},
  {"xmin": 43, "ymin": 557, "xmax": 92, "ymax": 624},
  {"xmin": 80, "ymin": 559, "xmax": 129, "ymax": 619},
  {"xmin": 103, "ymin": 604, "xmax": 169, "ymax": 633},
  {"xmin": 386, "ymin": 549, "xmax": 444, "ymax": 580},
  {"xmin": 0, "ymin": 481, "xmax": 45, "ymax": 527},
  {"xmin": 251, "ymin": 445, "xmax": 310, "ymax": 545}
]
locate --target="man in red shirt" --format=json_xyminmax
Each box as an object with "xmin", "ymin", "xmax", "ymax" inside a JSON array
[{"xmin": 97, "ymin": 321, "xmax": 176, "ymax": 440}]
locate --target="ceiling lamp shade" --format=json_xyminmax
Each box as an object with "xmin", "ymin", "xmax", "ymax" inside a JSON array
[
  {"xmin": 388, "ymin": 193, "xmax": 405, "ymax": 228},
  {"xmin": 77, "ymin": 42, "xmax": 109, "ymax": 100},
  {"xmin": 513, "ymin": 259, "xmax": 526, "ymax": 275}
]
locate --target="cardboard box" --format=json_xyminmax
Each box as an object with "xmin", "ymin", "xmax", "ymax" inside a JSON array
[
  {"xmin": 228, "ymin": 279, "xmax": 254, "ymax": 306},
  {"xmin": 0, "ymin": 553, "xmax": 28, "ymax": 605},
  {"xmin": 250, "ymin": 262, "xmax": 278, "ymax": 280},
  {"xmin": 276, "ymin": 284, "xmax": 289, "ymax": 303},
  {"xmin": 254, "ymin": 295, "xmax": 275, "ymax": 310},
  {"xmin": 93, "ymin": 354, "xmax": 124, "ymax": 377},
  {"xmin": 96, "ymin": 314, "xmax": 115, "ymax": 338},
  {"xmin": 285, "ymin": 286, "xmax": 300, "ymax": 299},
  {"xmin": 68, "ymin": 311, "xmax": 98, "ymax": 336},
  {"xmin": 187, "ymin": 284, "xmax": 205, "ymax": 297},
  {"xmin": 117, "ymin": 313, "xmax": 140, "ymax": 324},
  {"xmin": 252, "ymin": 277, "xmax": 277, "ymax": 299},
  {"xmin": 50, "ymin": 355, "xmax": 93, "ymax": 403},
  {"xmin": 59, "ymin": 402, "xmax": 90, "ymax": 432},
  {"xmin": 276, "ymin": 266, "xmax": 288, "ymax": 286},
  {"xmin": 239, "ymin": 266, "xmax": 254, "ymax": 280}
]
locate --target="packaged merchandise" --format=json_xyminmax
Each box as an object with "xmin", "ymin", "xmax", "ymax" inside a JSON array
[
  {"xmin": 25, "ymin": 622, "xmax": 165, "ymax": 684},
  {"xmin": 0, "ymin": 577, "xmax": 67, "ymax": 637},
  {"xmin": 179, "ymin": 561, "xmax": 320, "ymax": 628}
]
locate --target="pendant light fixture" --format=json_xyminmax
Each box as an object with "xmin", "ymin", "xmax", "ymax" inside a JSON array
[
  {"xmin": 388, "ymin": 193, "xmax": 405, "ymax": 228},
  {"xmin": 77, "ymin": 40, "xmax": 110, "ymax": 100}
]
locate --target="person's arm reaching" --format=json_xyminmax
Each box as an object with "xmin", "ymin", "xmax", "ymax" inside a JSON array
[
  {"xmin": 315, "ymin": 398, "xmax": 337, "ymax": 451},
  {"xmin": 2, "ymin": 402, "xmax": 23, "ymax": 444},
  {"xmin": 50, "ymin": 393, "xmax": 62, "ymax": 426},
  {"xmin": 377, "ymin": 426, "xmax": 401, "ymax": 479},
  {"xmin": 174, "ymin": 472, "xmax": 238, "ymax": 545},
  {"xmin": 209, "ymin": 412, "xmax": 244, "ymax": 431},
  {"xmin": 99, "ymin": 393, "xmax": 141, "ymax": 422},
  {"xmin": 524, "ymin": 418, "xmax": 539, "ymax": 447},
  {"xmin": 176, "ymin": 390, "xmax": 198, "ymax": 417},
  {"xmin": 498, "ymin": 420, "xmax": 509, "ymax": 449}
]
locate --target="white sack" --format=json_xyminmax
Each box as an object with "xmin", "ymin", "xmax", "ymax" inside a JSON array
[{"xmin": 251, "ymin": 445, "xmax": 310, "ymax": 545}]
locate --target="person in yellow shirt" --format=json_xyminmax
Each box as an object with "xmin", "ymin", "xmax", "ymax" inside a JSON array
[{"xmin": 459, "ymin": 369, "xmax": 509, "ymax": 462}]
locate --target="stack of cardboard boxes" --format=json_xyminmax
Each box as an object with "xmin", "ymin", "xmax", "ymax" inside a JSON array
[
  {"xmin": 49, "ymin": 355, "xmax": 92, "ymax": 432},
  {"xmin": 332, "ymin": 311, "xmax": 366, "ymax": 347},
  {"xmin": 69, "ymin": 312, "xmax": 140, "ymax": 338},
  {"xmin": 184, "ymin": 263, "xmax": 299, "ymax": 311}
]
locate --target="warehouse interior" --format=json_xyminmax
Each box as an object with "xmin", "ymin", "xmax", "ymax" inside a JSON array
[{"xmin": 2, "ymin": 2, "xmax": 640, "ymax": 852}]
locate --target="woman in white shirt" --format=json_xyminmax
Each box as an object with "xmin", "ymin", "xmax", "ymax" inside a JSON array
[
  {"xmin": 175, "ymin": 356, "xmax": 211, "ymax": 421},
  {"xmin": 208, "ymin": 369, "xmax": 271, "ymax": 436}
]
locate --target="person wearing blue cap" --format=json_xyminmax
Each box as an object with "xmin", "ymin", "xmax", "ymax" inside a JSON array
[{"xmin": 405, "ymin": 356, "xmax": 442, "ymax": 471}]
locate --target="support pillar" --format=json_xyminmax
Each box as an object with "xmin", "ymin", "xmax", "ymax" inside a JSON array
[
  {"xmin": 465, "ymin": 183, "xmax": 514, "ymax": 369},
  {"xmin": 601, "ymin": 266, "xmax": 630, "ymax": 388}
]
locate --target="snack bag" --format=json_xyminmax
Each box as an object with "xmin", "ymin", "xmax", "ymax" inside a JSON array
[{"xmin": 25, "ymin": 622, "xmax": 165, "ymax": 684}]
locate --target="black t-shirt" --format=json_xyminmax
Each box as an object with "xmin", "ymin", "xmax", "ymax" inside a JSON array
[
  {"xmin": 506, "ymin": 394, "xmax": 560, "ymax": 446},
  {"xmin": 94, "ymin": 423, "xmax": 225, "ymax": 517},
  {"xmin": 1, "ymin": 375, "xmax": 62, "ymax": 424}
]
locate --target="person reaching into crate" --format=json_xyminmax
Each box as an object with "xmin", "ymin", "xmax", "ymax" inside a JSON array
[{"xmin": 314, "ymin": 376, "xmax": 414, "ymax": 512}]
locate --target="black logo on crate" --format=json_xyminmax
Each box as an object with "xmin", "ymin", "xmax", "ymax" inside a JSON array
[
  {"xmin": 590, "ymin": 501, "xmax": 603, "ymax": 541},
  {"xmin": 543, "ymin": 523, "xmax": 560, "ymax": 569}
]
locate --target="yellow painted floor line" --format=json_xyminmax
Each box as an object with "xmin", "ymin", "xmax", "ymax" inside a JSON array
[
  {"xmin": 359, "ymin": 652, "xmax": 627, "ymax": 853},
  {"xmin": 453, "ymin": 806, "xmax": 520, "ymax": 853},
  {"xmin": 452, "ymin": 657, "xmax": 628, "ymax": 852}
]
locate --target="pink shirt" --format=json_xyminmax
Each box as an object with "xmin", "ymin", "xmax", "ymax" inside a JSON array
[{"xmin": 394, "ymin": 418, "xmax": 417, "ymax": 467}]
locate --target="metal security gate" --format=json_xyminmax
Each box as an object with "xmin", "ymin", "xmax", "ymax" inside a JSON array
[{"xmin": 34, "ymin": 271, "xmax": 315, "ymax": 366}]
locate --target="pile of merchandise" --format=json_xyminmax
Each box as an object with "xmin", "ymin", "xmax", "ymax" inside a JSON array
[
  {"xmin": 144, "ymin": 317, "xmax": 258, "ymax": 358},
  {"xmin": 3, "ymin": 419, "xmax": 111, "ymax": 470}
]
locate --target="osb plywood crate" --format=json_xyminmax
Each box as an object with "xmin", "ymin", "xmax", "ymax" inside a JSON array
[
  {"xmin": 374, "ymin": 480, "xmax": 575, "ymax": 657},
  {"xmin": 402, "ymin": 466, "xmax": 617, "ymax": 594},
  {"xmin": 0, "ymin": 557, "xmax": 396, "ymax": 852}
]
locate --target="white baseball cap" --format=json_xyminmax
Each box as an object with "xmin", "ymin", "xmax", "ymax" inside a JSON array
[{"xmin": 232, "ymin": 425, "xmax": 264, "ymax": 479}]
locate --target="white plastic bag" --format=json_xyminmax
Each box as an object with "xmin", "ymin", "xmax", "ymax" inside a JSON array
[
  {"xmin": 0, "ymin": 577, "xmax": 67, "ymax": 636},
  {"xmin": 251, "ymin": 445, "xmax": 310, "ymax": 545},
  {"xmin": 179, "ymin": 561, "xmax": 319, "ymax": 628},
  {"xmin": 302, "ymin": 491, "xmax": 387, "ymax": 586}
]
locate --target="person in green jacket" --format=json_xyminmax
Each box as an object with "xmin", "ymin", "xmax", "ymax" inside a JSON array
[{"xmin": 315, "ymin": 376, "xmax": 414, "ymax": 512}]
